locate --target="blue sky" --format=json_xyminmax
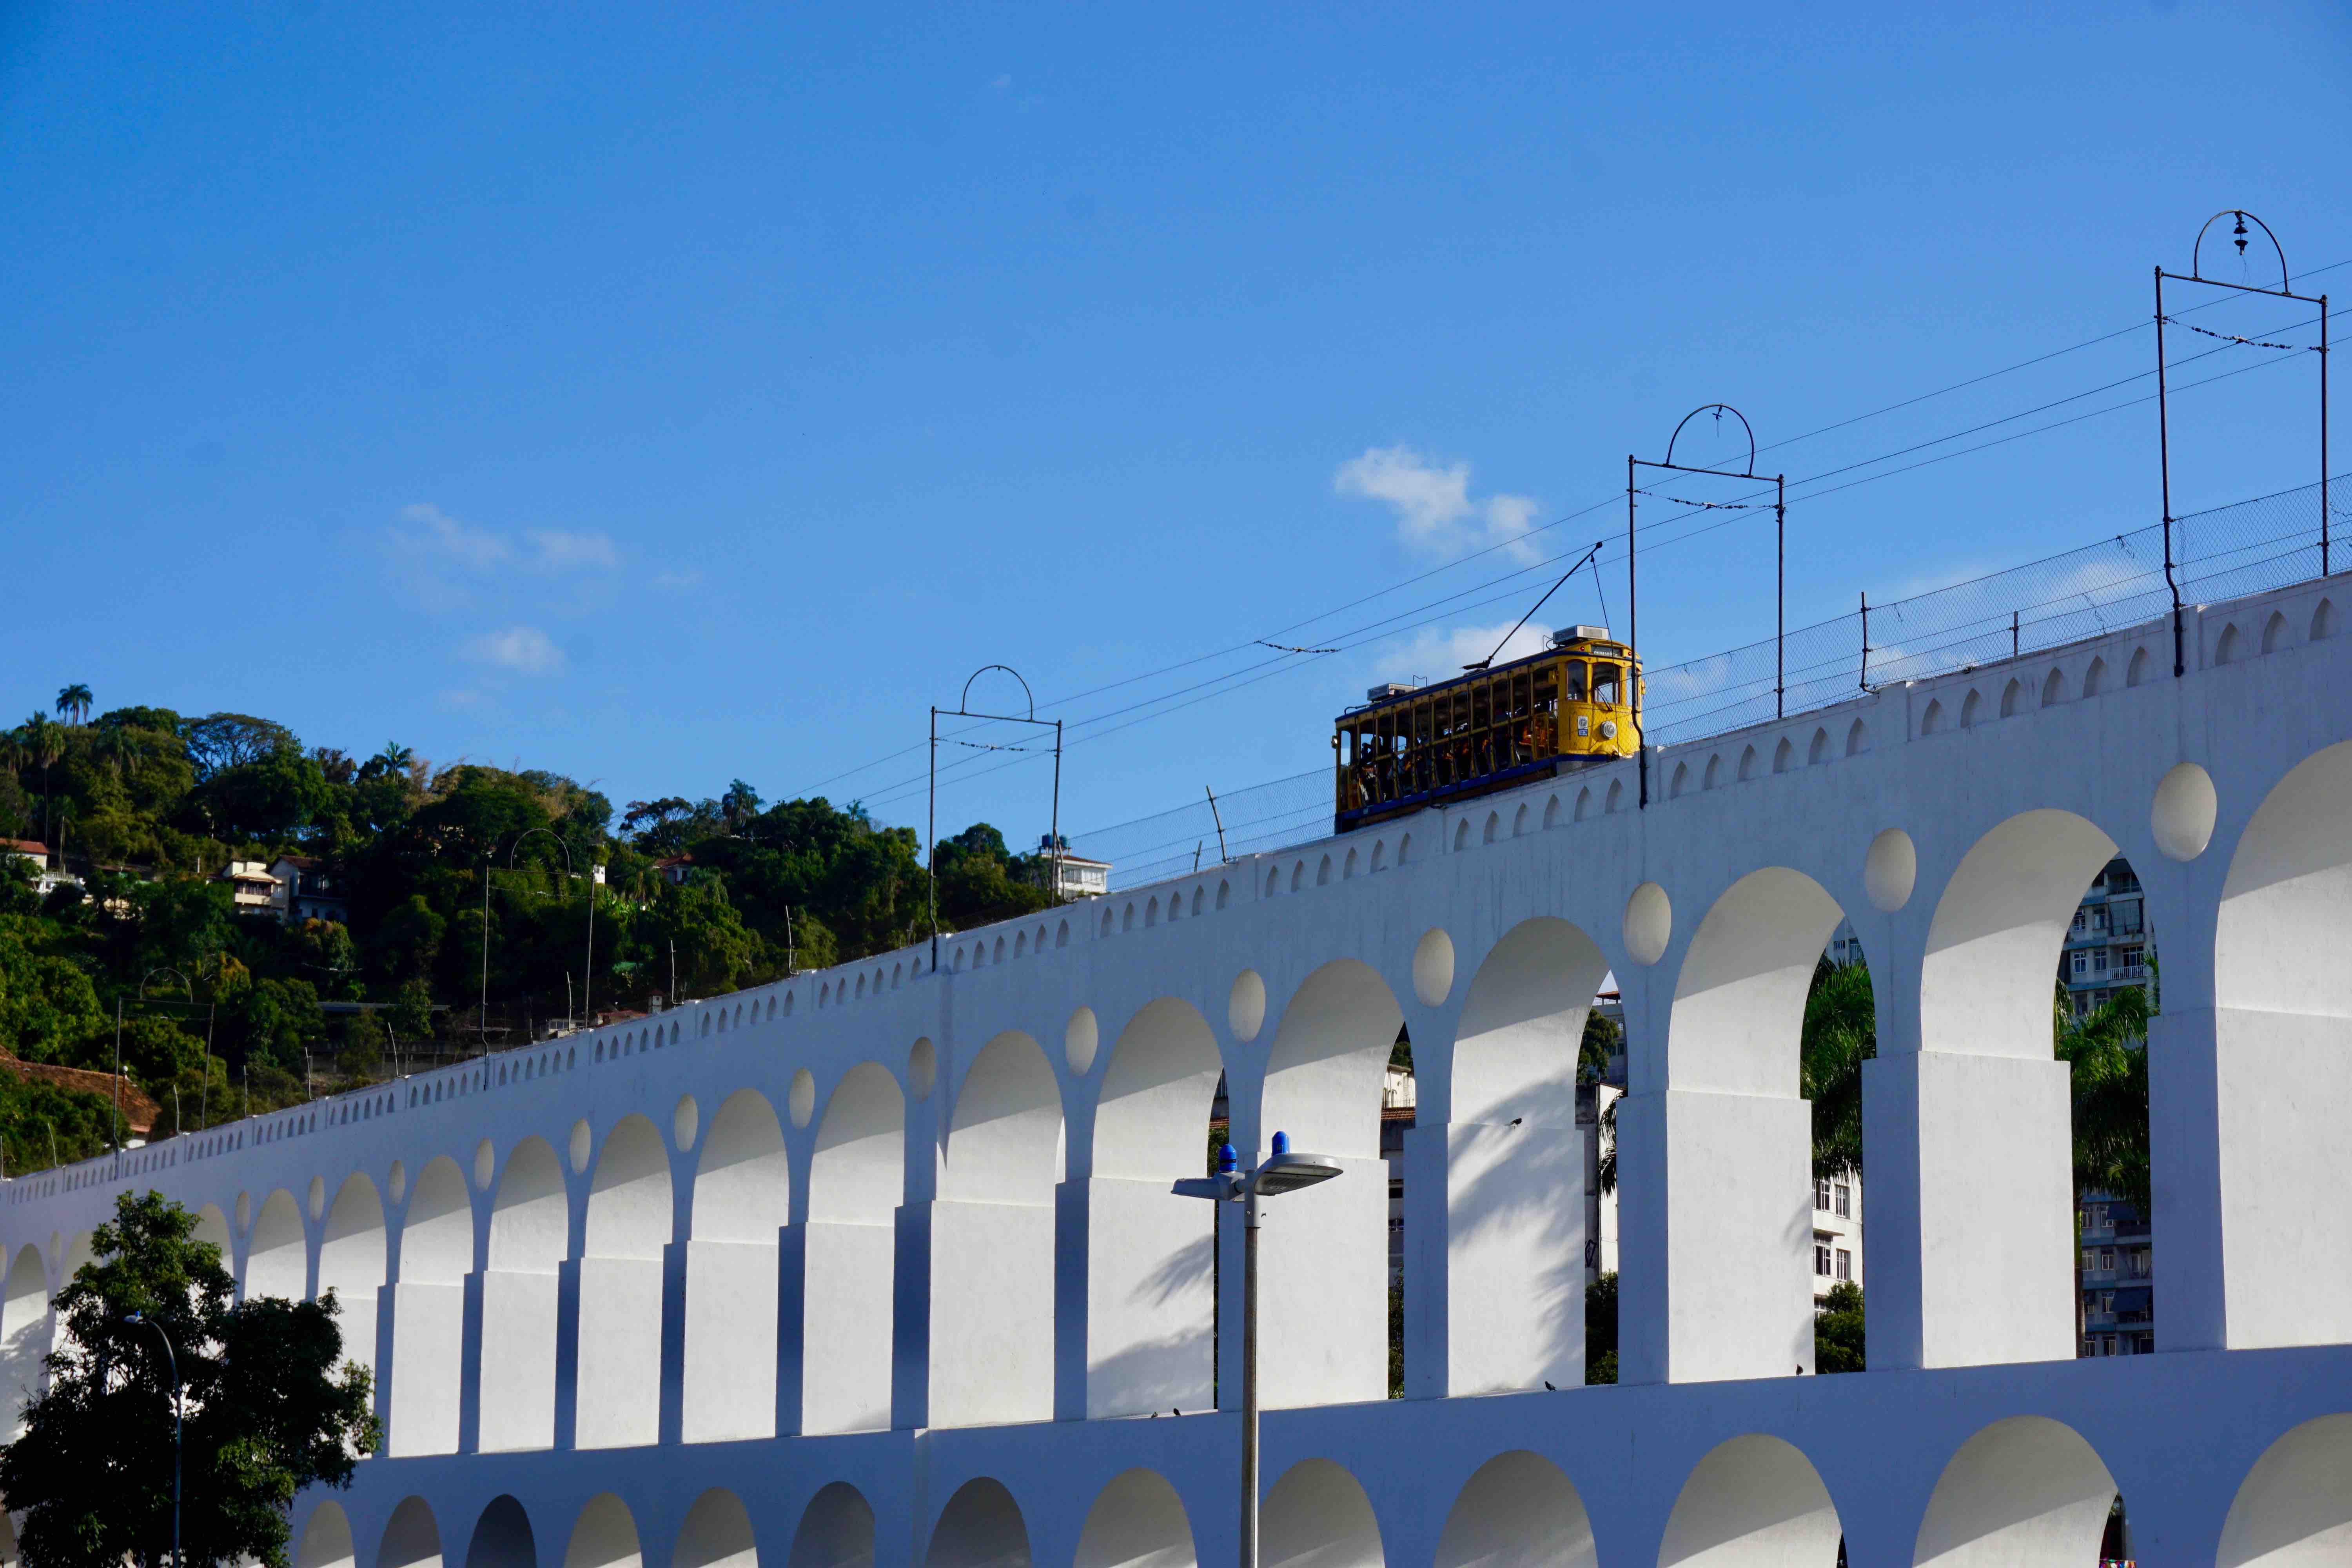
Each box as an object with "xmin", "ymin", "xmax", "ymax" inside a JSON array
[{"xmin": 3, "ymin": 3, "xmax": 2347, "ymax": 866}]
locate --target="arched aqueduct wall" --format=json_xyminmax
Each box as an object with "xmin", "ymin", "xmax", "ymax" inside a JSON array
[{"xmin": 8, "ymin": 582, "xmax": 2352, "ymax": 1566}]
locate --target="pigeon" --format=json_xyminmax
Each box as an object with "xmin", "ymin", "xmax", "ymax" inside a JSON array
[
  {"xmin": 1543, "ymin": 1380, "xmax": 1556, "ymax": 1391},
  {"xmin": 1172, "ymin": 1407, "xmax": 1181, "ymax": 1417}
]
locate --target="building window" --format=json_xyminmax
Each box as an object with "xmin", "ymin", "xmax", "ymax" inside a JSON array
[
  {"xmin": 2100, "ymin": 1248, "xmax": 2115, "ymax": 1271},
  {"xmin": 1815, "ymin": 1178, "xmax": 1831, "ymax": 1212},
  {"xmin": 1834, "ymin": 1248, "xmax": 1852, "ymax": 1281},
  {"xmin": 2071, "ymin": 951, "xmax": 2089, "ymax": 978},
  {"xmin": 2082, "ymin": 1248, "xmax": 2097, "ymax": 1272},
  {"xmin": 1814, "ymin": 1238, "xmax": 1833, "ymax": 1276},
  {"xmin": 1833, "ymin": 1183, "xmax": 1851, "ymax": 1218}
]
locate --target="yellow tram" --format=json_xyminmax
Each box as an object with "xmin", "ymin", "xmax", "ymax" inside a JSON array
[{"xmin": 1334, "ymin": 626, "xmax": 1641, "ymax": 831}]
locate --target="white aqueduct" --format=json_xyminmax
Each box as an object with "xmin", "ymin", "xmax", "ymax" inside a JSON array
[{"xmin": 5, "ymin": 577, "xmax": 2352, "ymax": 1567}]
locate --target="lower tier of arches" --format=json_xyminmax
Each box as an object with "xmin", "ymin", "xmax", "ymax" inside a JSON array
[{"xmin": 295, "ymin": 1339, "xmax": 2352, "ymax": 1568}]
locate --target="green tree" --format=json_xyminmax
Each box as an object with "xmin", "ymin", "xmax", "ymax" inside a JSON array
[
  {"xmin": 1800, "ymin": 957, "xmax": 1873, "ymax": 1180},
  {"xmin": 1815, "ymin": 1281, "xmax": 1865, "ymax": 1373},
  {"xmin": 1584, "ymin": 1272, "xmax": 1619, "ymax": 1384},
  {"xmin": 386, "ymin": 978, "xmax": 435, "ymax": 1044},
  {"xmin": 53, "ymin": 685, "xmax": 93, "ymax": 726},
  {"xmin": 1578, "ymin": 1009, "xmax": 1621, "ymax": 1080},
  {"xmin": 2054, "ymin": 981, "xmax": 2151, "ymax": 1214},
  {"xmin": 0, "ymin": 1191, "xmax": 376, "ymax": 1568}
]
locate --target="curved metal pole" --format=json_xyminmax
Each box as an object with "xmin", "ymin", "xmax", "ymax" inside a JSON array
[
  {"xmin": 1662, "ymin": 403, "xmax": 1759, "ymax": 476},
  {"xmin": 126, "ymin": 1314, "xmax": 180, "ymax": 1568},
  {"xmin": 140, "ymin": 967, "xmax": 192, "ymax": 1001},
  {"xmin": 509, "ymin": 827, "xmax": 590, "ymax": 1037},
  {"xmin": 2190, "ymin": 208, "xmax": 2290, "ymax": 290},
  {"xmin": 958, "ymin": 663, "xmax": 1036, "ymax": 719}
]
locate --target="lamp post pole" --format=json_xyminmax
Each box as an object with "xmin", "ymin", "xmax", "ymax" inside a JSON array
[
  {"xmin": 1173, "ymin": 1132, "xmax": 1343, "ymax": 1568},
  {"xmin": 126, "ymin": 1312, "xmax": 181, "ymax": 1568}
]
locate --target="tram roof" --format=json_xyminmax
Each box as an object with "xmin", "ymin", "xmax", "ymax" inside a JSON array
[{"xmin": 1341, "ymin": 635, "xmax": 1635, "ymax": 717}]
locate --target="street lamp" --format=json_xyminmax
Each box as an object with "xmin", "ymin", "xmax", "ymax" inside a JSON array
[
  {"xmin": 124, "ymin": 1311, "xmax": 181, "ymax": 1568},
  {"xmin": 509, "ymin": 827, "xmax": 596, "ymax": 1035},
  {"xmin": 1173, "ymin": 1131, "xmax": 1343, "ymax": 1568}
]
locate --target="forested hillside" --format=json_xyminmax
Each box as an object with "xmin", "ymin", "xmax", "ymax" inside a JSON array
[{"xmin": 0, "ymin": 691, "xmax": 1053, "ymax": 1168}]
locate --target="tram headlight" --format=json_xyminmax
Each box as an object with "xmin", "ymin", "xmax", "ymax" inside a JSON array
[{"xmin": 1599, "ymin": 720, "xmax": 1618, "ymax": 740}]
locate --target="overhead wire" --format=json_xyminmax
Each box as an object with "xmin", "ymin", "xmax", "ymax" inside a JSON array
[
  {"xmin": 788, "ymin": 257, "xmax": 2349, "ymax": 815},
  {"xmin": 869, "ymin": 302, "xmax": 2343, "ymax": 815}
]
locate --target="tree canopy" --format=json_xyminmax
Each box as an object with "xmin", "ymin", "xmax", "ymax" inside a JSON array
[
  {"xmin": 0, "ymin": 1191, "xmax": 376, "ymax": 1568},
  {"xmin": 0, "ymin": 694, "xmax": 1066, "ymax": 1163}
]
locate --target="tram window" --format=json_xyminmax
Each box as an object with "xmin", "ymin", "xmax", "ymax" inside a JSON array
[
  {"xmin": 1593, "ymin": 664, "xmax": 1620, "ymax": 705},
  {"xmin": 1564, "ymin": 661, "xmax": 1587, "ymax": 701}
]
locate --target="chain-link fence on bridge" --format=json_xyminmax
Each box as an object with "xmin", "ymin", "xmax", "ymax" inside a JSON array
[{"xmin": 1071, "ymin": 477, "xmax": 2346, "ymax": 890}]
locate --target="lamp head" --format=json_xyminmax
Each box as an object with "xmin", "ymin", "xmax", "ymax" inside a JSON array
[
  {"xmin": 1252, "ymin": 1151, "xmax": 1343, "ymax": 1196},
  {"xmin": 1217, "ymin": 1142, "xmax": 1238, "ymax": 1174},
  {"xmin": 1270, "ymin": 1130, "xmax": 1290, "ymax": 1156}
]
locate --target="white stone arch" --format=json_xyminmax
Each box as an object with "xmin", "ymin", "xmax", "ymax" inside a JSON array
[
  {"xmin": 1653, "ymin": 866, "xmax": 1851, "ymax": 1379},
  {"xmin": 2127, "ymin": 646, "xmax": 2152, "ymax": 686},
  {"xmin": 2000, "ymin": 677, "xmax": 2024, "ymax": 717},
  {"xmin": 2083, "ymin": 657, "xmax": 2107, "ymax": 695},
  {"xmin": 194, "ymin": 1202, "xmax": 231, "ymax": 1257},
  {"xmin": 1921, "ymin": 699, "xmax": 1945, "ymax": 735},
  {"xmin": 1, "ymin": 1243, "xmax": 49, "ymax": 1441},
  {"xmin": 1702, "ymin": 754, "xmax": 1724, "ymax": 789},
  {"xmin": 296, "ymin": 1501, "xmax": 356, "ymax": 1568},
  {"xmin": 1915, "ymin": 808, "xmax": 2118, "ymax": 1365},
  {"xmin": 581, "ymin": 1114, "xmax": 673, "ymax": 1448},
  {"xmin": 466, "ymin": 1495, "xmax": 538, "ymax": 1568},
  {"xmin": 1659, "ymin": 1434, "xmax": 1841, "ymax": 1566},
  {"xmin": 245, "ymin": 1188, "xmax": 307, "ymax": 1301},
  {"xmin": 1772, "ymin": 738, "xmax": 1793, "ymax": 774},
  {"xmin": 1318, "ymin": 854, "xmax": 1334, "ymax": 885},
  {"xmin": 1543, "ymin": 795, "xmax": 1562, "ymax": 828},
  {"xmin": 1085, "ymin": 998, "xmax": 1225, "ymax": 1417},
  {"xmin": 1846, "ymin": 718, "xmax": 1869, "ymax": 755},
  {"xmin": 685, "ymin": 1089, "xmax": 791, "ymax": 1442},
  {"xmin": 803, "ymin": 1063, "xmax": 904, "ymax": 1435},
  {"xmin": 2217, "ymin": 1413, "xmax": 2352, "ymax": 1565},
  {"xmin": 481, "ymin": 1136, "xmax": 566, "ymax": 1452},
  {"xmin": 317, "ymin": 1174, "xmax": 385, "ymax": 1380},
  {"xmin": 1263, "ymin": 1459, "xmax": 1382, "ymax": 1568},
  {"xmin": 2262, "ymin": 608, "xmax": 2291, "ymax": 653},
  {"xmin": 2041, "ymin": 668, "xmax": 2067, "ymax": 707},
  {"xmin": 2213, "ymin": 739, "xmax": 2352, "ymax": 1345},
  {"xmin": 1670, "ymin": 761, "xmax": 1691, "ymax": 797},
  {"xmin": 2217, "ymin": 621, "xmax": 2244, "ymax": 663},
  {"xmin": 1575, "ymin": 786, "xmax": 1594, "ymax": 821},
  {"xmin": 1259, "ymin": 960, "xmax": 1403, "ymax": 1408},
  {"xmin": 1809, "ymin": 728, "xmax": 1830, "ymax": 765},
  {"xmin": 1512, "ymin": 803, "xmax": 1530, "ymax": 835},
  {"xmin": 564, "ymin": 1494, "xmax": 642, "ymax": 1568},
  {"xmin": 789, "ymin": 1483, "xmax": 875, "ymax": 1568},
  {"xmin": 1959, "ymin": 689, "xmax": 1983, "ymax": 727},
  {"xmin": 926, "ymin": 1478, "xmax": 1030, "ymax": 1568},
  {"xmin": 1911, "ymin": 1415, "xmax": 2117, "ymax": 1566},
  {"xmin": 934, "ymin": 1032, "xmax": 1062, "ymax": 1427},
  {"xmin": 1453, "ymin": 820, "xmax": 1471, "ymax": 851},
  {"xmin": 379, "ymin": 1497, "xmax": 444, "ymax": 1568},
  {"xmin": 1435, "ymin": 1450, "xmax": 1596, "ymax": 1568},
  {"xmin": 1446, "ymin": 916, "xmax": 1611, "ymax": 1393},
  {"xmin": 2312, "ymin": 597, "xmax": 2336, "ymax": 639},
  {"xmin": 1737, "ymin": 745, "xmax": 1758, "ymax": 781},
  {"xmin": 390, "ymin": 1156, "xmax": 470, "ymax": 1456},
  {"xmin": 1074, "ymin": 1468, "xmax": 1196, "ymax": 1568},
  {"xmin": 675, "ymin": 1488, "xmax": 761, "ymax": 1568}
]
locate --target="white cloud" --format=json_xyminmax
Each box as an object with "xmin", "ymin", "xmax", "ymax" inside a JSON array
[
  {"xmin": 464, "ymin": 626, "xmax": 567, "ymax": 677},
  {"xmin": 1333, "ymin": 446, "xmax": 1543, "ymax": 562},
  {"xmin": 385, "ymin": 503, "xmax": 621, "ymax": 610},
  {"xmin": 1372, "ymin": 619, "xmax": 1554, "ymax": 684},
  {"xmin": 524, "ymin": 528, "xmax": 621, "ymax": 571}
]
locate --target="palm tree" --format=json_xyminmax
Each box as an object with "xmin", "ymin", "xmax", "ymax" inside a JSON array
[
  {"xmin": 18, "ymin": 714, "xmax": 66, "ymax": 847},
  {"xmin": 1801, "ymin": 956, "xmax": 1874, "ymax": 1180},
  {"xmin": 53, "ymin": 684, "xmax": 92, "ymax": 726},
  {"xmin": 375, "ymin": 742, "xmax": 414, "ymax": 772},
  {"xmin": 93, "ymin": 725, "xmax": 146, "ymax": 783}
]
